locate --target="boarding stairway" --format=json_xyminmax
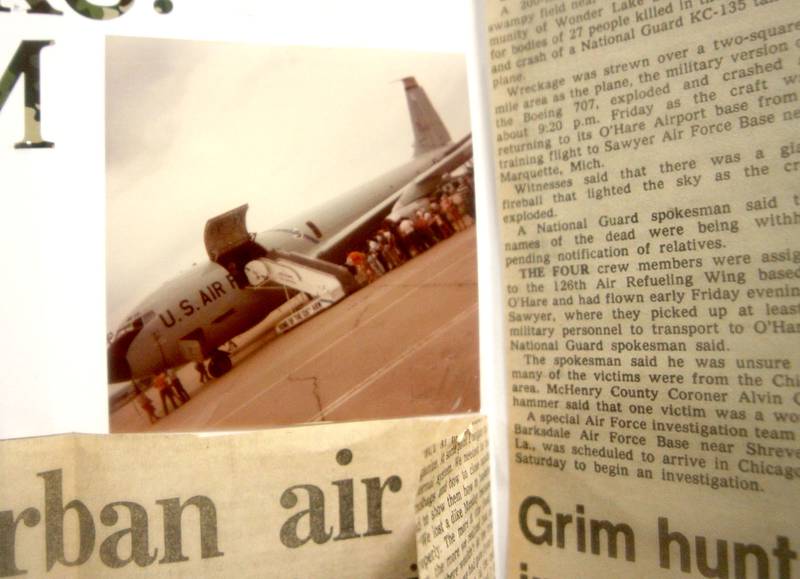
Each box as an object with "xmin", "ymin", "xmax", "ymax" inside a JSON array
[
  {"xmin": 243, "ymin": 250, "xmax": 357, "ymax": 333},
  {"xmin": 204, "ymin": 204, "xmax": 357, "ymax": 334}
]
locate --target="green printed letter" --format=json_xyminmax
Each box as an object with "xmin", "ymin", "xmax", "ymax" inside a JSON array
[
  {"xmin": 0, "ymin": 40, "xmax": 54, "ymax": 149},
  {"xmin": 0, "ymin": 1, "xmax": 63, "ymax": 14},
  {"xmin": 64, "ymin": 0, "xmax": 133, "ymax": 20}
]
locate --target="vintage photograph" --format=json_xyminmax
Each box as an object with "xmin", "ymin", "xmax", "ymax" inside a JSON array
[{"xmin": 105, "ymin": 37, "xmax": 479, "ymax": 432}]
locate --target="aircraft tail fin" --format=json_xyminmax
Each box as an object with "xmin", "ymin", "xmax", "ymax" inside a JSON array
[{"xmin": 402, "ymin": 77, "xmax": 451, "ymax": 156}]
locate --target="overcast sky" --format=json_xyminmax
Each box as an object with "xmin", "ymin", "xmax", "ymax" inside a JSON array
[{"xmin": 106, "ymin": 37, "xmax": 470, "ymax": 329}]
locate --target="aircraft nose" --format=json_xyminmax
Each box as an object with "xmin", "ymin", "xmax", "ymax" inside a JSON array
[{"xmin": 107, "ymin": 337, "xmax": 133, "ymax": 383}]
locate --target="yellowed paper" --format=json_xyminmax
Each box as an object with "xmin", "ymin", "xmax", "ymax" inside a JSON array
[
  {"xmin": 485, "ymin": 0, "xmax": 800, "ymax": 576},
  {"xmin": 415, "ymin": 417, "xmax": 495, "ymax": 578},
  {"xmin": 0, "ymin": 415, "xmax": 488, "ymax": 578}
]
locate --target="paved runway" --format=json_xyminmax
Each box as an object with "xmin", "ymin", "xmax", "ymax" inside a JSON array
[{"xmin": 110, "ymin": 226, "xmax": 480, "ymax": 432}]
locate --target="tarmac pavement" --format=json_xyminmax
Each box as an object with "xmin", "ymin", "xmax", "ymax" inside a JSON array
[{"xmin": 110, "ymin": 226, "xmax": 480, "ymax": 432}]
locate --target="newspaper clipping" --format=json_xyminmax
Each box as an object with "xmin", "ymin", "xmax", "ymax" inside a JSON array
[
  {"xmin": 486, "ymin": 0, "xmax": 800, "ymax": 576},
  {"xmin": 0, "ymin": 416, "xmax": 492, "ymax": 578}
]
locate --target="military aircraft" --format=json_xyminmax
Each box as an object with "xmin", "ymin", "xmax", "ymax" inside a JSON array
[{"xmin": 107, "ymin": 77, "xmax": 472, "ymax": 383}]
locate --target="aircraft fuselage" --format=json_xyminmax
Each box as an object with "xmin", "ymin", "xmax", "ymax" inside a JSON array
[{"xmin": 107, "ymin": 144, "xmax": 457, "ymax": 383}]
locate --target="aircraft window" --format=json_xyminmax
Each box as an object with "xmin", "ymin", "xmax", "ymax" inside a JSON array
[
  {"xmin": 114, "ymin": 311, "xmax": 154, "ymax": 340},
  {"xmin": 270, "ymin": 228, "xmax": 303, "ymax": 239},
  {"xmin": 306, "ymin": 221, "xmax": 323, "ymax": 239},
  {"xmin": 271, "ymin": 228, "xmax": 319, "ymax": 244}
]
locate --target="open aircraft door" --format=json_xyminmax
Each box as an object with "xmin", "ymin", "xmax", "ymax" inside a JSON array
[{"xmin": 204, "ymin": 205, "xmax": 357, "ymax": 334}]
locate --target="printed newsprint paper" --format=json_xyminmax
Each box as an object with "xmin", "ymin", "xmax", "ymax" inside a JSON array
[
  {"xmin": 485, "ymin": 0, "xmax": 800, "ymax": 576},
  {"xmin": 0, "ymin": 1, "xmax": 504, "ymax": 577},
  {"xmin": 13, "ymin": 0, "xmax": 800, "ymax": 578},
  {"xmin": 0, "ymin": 415, "xmax": 493, "ymax": 578}
]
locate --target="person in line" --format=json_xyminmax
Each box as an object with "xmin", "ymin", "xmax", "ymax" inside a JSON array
[
  {"xmin": 136, "ymin": 391, "xmax": 158, "ymax": 424},
  {"xmin": 195, "ymin": 360, "xmax": 211, "ymax": 383},
  {"xmin": 397, "ymin": 217, "xmax": 419, "ymax": 257},
  {"xmin": 441, "ymin": 191, "xmax": 465, "ymax": 232},
  {"xmin": 368, "ymin": 237, "xmax": 389, "ymax": 273},
  {"xmin": 387, "ymin": 220, "xmax": 411, "ymax": 261},
  {"xmin": 429, "ymin": 201, "xmax": 454, "ymax": 239},
  {"xmin": 366, "ymin": 241, "xmax": 386, "ymax": 278},
  {"xmin": 413, "ymin": 209, "xmax": 435, "ymax": 250},
  {"xmin": 450, "ymin": 180, "xmax": 473, "ymax": 227},
  {"xmin": 167, "ymin": 369, "xmax": 191, "ymax": 403},
  {"xmin": 457, "ymin": 173, "xmax": 476, "ymax": 220},
  {"xmin": 153, "ymin": 372, "xmax": 181, "ymax": 416},
  {"xmin": 379, "ymin": 229, "xmax": 404, "ymax": 269},
  {"xmin": 346, "ymin": 250, "xmax": 376, "ymax": 285}
]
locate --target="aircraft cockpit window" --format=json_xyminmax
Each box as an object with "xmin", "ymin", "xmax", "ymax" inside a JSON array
[{"xmin": 114, "ymin": 311, "xmax": 154, "ymax": 340}]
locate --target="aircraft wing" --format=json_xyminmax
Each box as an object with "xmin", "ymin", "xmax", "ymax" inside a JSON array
[
  {"xmin": 390, "ymin": 133, "xmax": 472, "ymax": 217},
  {"xmin": 413, "ymin": 133, "xmax": 472, "ymax": 190},
  {"xmin": 310, "ymin": 133, "xmax": 472, "ymax": 264}
]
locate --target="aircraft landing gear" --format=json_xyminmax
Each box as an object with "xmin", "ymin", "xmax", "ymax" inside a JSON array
[{"xmin": 208, "ymin": 350, "xmax": 232, "ymax": 378}]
